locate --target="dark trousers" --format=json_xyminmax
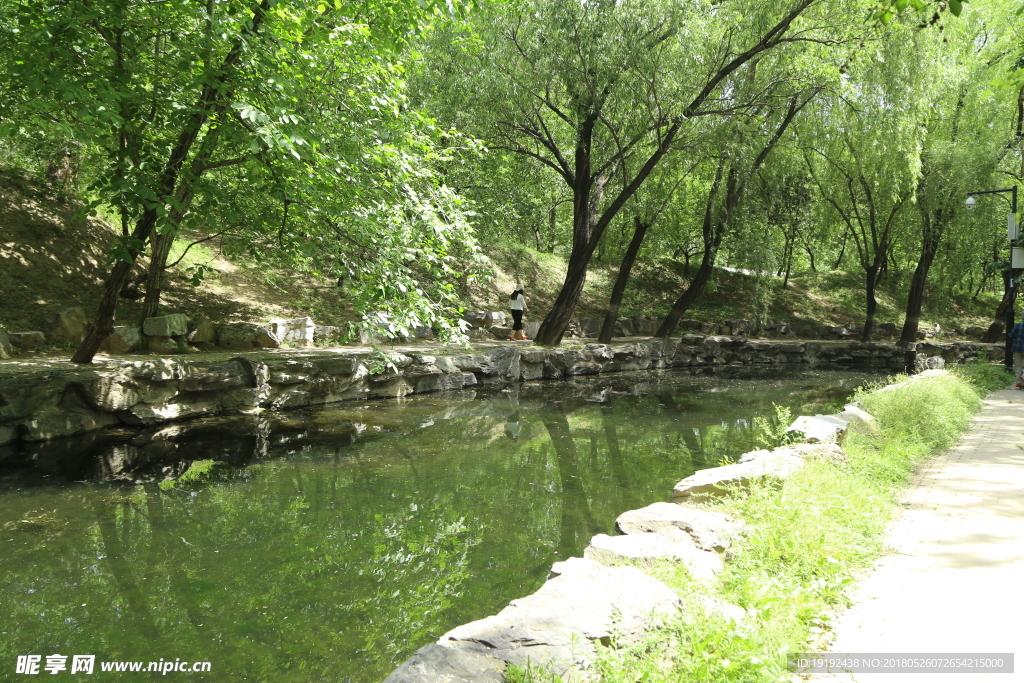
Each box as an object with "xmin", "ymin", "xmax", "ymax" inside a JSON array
[{"xmin": 511, "ymin": 309, "xmax": 523, "ymax": 330}]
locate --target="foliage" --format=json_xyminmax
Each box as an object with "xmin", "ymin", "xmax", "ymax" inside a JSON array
[
  {"xmin": 950, "ymin": 361, "xmax": 1015, "ymax": 392},
  {"xmin": 0, "ymin": 0, "xmax": 487, "ymax": 350}
]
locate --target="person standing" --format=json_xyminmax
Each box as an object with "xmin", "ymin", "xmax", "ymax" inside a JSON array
[
  {"xmin": 508, "ymin": 288, "xmax": 528, "ymax": 340},
  {"xmin": 1011, "ymin": 314, "xmax": 1024, "ymax": 388}
]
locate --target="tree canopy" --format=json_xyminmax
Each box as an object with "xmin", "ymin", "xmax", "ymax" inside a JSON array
[{"xmin": 2, "ymin": 0, "xmax": 1024, "ymax": 357}]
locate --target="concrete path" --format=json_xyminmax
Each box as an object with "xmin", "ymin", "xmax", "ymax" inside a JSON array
[{"xmin": 810, "ymin": 388, "xmax": 1024, "ymax": 682}]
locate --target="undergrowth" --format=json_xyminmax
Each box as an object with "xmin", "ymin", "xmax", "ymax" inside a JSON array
[{"xmin": 512, "ymin": 368, "xmax": 1007, "ymax": 683}]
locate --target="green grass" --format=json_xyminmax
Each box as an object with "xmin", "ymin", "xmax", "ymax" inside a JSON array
[{"xmin": 506, "ymin": 367, "xmax": 1011, "ymax": 683}]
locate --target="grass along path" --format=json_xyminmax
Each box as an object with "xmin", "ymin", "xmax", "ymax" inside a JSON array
[
  {"xmin": 525, "ymin": 364, "xmax": 1014, "ymax": 683},
  {"xmin": 806, "ymin": 384, "xmax": 1024, "ymax": 683}
]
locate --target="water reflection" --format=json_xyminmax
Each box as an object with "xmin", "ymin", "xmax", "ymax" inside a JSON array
[{"xmin": 0, "ymin": 368, "xmax": 876, "ymax": 682}]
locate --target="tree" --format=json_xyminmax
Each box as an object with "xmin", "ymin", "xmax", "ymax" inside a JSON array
[
  {"xmin": 0, "ymin": 0, "xmax": 479, "ymax": 362},
  {"xmin": 901, "ymin": 69, "xmax": 1006, "ymax": 342},
  {"xmin": 656, "ymin": 95, "xmax": 812, "ymax": 336},
  {"xmin": 422, "ymin": 0, "xmax": 855, "ymax": 345},
  {"xmin": 801, "ymin": 40, "xmax": 927, "ymax": 342}
]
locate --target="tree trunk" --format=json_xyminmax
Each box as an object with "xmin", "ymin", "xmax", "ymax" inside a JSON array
[
  {"xmin": 655, "ymin": 97, "xmax": 808, "ymax": 338},
  {"xmin": 534, "ymin": 118, "xmax": 683, "ymax": 346},
  {"xmin": 982, "ymin": 277, "xmax": 1013, "ymax": 343},
  {"xmin": 861, "ymin": 263, "xmax": 879, "ymax": 342},
  {"xmin": 70, "ymin": 0, "xmax": 269, "ymax": 364},
  {"xmin": 534, "ymin": 246, "xmax": 592, "ymax": 345},
  {"xmin": 598, "ymin": 216, "xmax": 650, "ymax": 344},
  {"xmin": 655, "ymin": 251, "xmax": 719, "ymax": 337},
  {"xmin": 832, "ymin": 230, "xmax": 848, "ymax": 270},
  {"xmin": 804, "ymin": 243, "xmax": 816, "ymax": 272},
  {"xmin": 899, "ymin": 245, "xmax": 937, "ymax": 344},
  {"xmin": 139, "ymin": 231, "xmax": 177, "ymax": 324},
  {"xmin": 899, "ymin": 210, "xmax": 942, "ymax": 344}
]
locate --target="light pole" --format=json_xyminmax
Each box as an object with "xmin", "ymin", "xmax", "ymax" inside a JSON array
[{"xmin": 966, "ymin": 186, "xmax": 1018, "ymax": 368}]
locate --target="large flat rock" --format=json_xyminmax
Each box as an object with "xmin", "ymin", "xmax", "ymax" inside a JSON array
[
  {"xmin": 382, "ymin": 644, "xmax": 505, "ymax": 683},
  {"xmin": 584, "ymin": 530, "xmax": 723, "ymax": 580},
  {"xmin": 786, "ymin": 414, "xmax": 849, "ymax": 443},
  {"xmin": 615, "ymin": 502, "xmax": 744, "ymax": 553},
  {"xmin": 671, "ymin": 450, "xmax": 804, "ymax": 502},
  {"xmin": 435, "ymin": 557, "xmax": 681, "ymax": 676}
]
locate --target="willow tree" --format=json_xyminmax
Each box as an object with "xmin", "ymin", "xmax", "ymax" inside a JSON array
[
  {"xmin": 422, "ymin": 0, "xmax": 862, "ymax": 345},
  {"xmin": 899, "ymin": 13, "xmax": 1010, "ymax": 343},
  {"xmin": 656, "ymin": 93, "xmax": 815, "ymax": 337},
  {"xmin": 801, "ymin": 36, "xmax": 933, "ymax": 341}
]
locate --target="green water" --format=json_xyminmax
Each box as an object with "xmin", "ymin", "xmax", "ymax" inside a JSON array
[{"xmin": 0, "ymin": 368, "xmax": 873, "ymax": 681}]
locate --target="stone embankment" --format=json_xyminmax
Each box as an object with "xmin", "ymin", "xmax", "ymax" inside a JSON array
[
  {"xmin": 0, "ymin": 337, "xmax": 1000, "ymax": 449},
  {"xmin": 0, "ymin": 305, "xmax": 994, "ymax": 359},
  {"xmin": 382, "ymin": 393, "xmax": 878, "ymax": 681}
]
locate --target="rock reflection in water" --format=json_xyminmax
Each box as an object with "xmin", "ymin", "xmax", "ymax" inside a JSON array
[{"xmin": 0, "ymin": 368, "xmax": 877, "ymax": 683}]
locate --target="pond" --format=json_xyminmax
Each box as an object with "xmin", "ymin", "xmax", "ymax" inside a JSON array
[{"xmin": 0, "ymin": 367, "xmax": 877, "ymax": 681}]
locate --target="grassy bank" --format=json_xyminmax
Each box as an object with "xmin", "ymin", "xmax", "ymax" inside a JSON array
[{"xmin": 515, "ymin": 364, "xmax": 1011, "ymax": 683}]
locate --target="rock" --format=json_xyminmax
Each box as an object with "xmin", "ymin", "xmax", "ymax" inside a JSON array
[
  {"xmin": 462, "ymin": 311, "xmax": 505, "ymax": 329},
  {"xmin": 877, "ymin": 322, "xmax": 898, "ymax": 339},
  {"xmin": 269, "ymin": 317, "xmax": 315, "ymax": 346},
  {"xmin": 412, "ymin": 325, "xmax": 435, "ymax": 339},
  {"xmin": 671, "ymin": 450, "xmax": 805, "ymax": 502},
  {"xmin": 382, "ymin": 644, "xmax": 505, "ymax": 683},
  {"xmin": 578, "ymin": 317, "xmax": 602, "ymax": 338},
  {"xmin": 490, "ymin": 326, "xmax": 512, "ymax": 339},
  {"xmin": 614, "ymin": 317, "xmax": 635, "ymax": 336},
  {"xmin": 678, "ymin": 319, "xmax": 702, "ymax": 330},
  {"xmin": 482, "ymin": 346, "xmax": 520, "ymax": 380},
  {"xmin": 314, "ymin": 325, "xmax": 346, "ymax": 343},
  {"xmin": 965, "ymin": 326, "xmax": 986, "ymax": 340},
  {"xmin": 741, "ymin": 442, "xmax": 847, "ymax": 466},
  {"xmin": 0, "ymin": 328, "xmax": 12, "ymax": 358},
  {"xmin": 615, "ymin": 502, "xmax": 744, "ymax": 553},
  {"xmin": 836, "ymin": 403, "xmax": 880, "ymax": 437},
  {"xmin": 100, "ymin": 327, "xmax": 142, "ymax": 354},
  {"xmin": 187, "ymin": 318, "xmax": 217, "ymax": 344},
  {"xmin": 9, "ymin": 331, "xmax": 46, "ymax": 350},
  {"xmin": 216, "ymin": 323, "xmax": 280, "ymax": 350},
  {"xmin": 523, "ymin": 321, "xmax": 540, "ymax": 339},
  {"xmin": 143, "ymin": 313, "xmax": 188, "ymax": 337},
  {"xmin": 632, "ymin": 318, "xmax": 658, "ymax": 336},
  {"xmin": 438, "ymin": 557, "xmax": 680, "ymax": 675},
  {"xmin": 461, "ymin": 311, "xmax": 488, "ymax": 329},
  {"xmin": 584, "ymin": 531, "xmax": 723, "ymax": 580},
  {"xmin": 146, "ymin": 336, "xmax": 184, "ymax": 354},
  {"xmin": 723, "ymin": 319, "xmax": 749, "ymax": 336},
  {"xmin": 786, "ymin": 414, "xmax": 849, "ymax": 444},
  {"xmin": 583, "ymin": 343, "xmax": 614, "ymax": 362},
  {"xmin": 42, "ymin": 307, "xmax": 88, "ymax": 343},
  {"xmin": 914, "ymin": 354, "xmax": 945, "ymax": 372}
]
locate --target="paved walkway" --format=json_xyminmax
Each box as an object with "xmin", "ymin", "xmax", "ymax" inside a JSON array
[{"xmin": 811, "ymin": 388, "xmax": 1024, "ymax": 682}]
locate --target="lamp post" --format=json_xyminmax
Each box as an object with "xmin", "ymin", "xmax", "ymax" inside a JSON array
[{"xmin": 966, "ymin": 186, "xmax": 1017, "ymax": 368}]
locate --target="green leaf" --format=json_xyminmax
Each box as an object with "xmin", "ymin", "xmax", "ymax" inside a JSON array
[{"xmin": 949, "ymin": 0, "xmax": 962, "ymax": 16}]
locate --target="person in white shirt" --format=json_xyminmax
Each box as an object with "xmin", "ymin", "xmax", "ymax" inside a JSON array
[{"xmin": 508, "ymin": 288, "xmax": 528, "ymax": 340}]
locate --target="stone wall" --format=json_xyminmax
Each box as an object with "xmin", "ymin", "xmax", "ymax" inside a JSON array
[{"xmin": 0, "ymin": 338, "xmax": 1002, "ymax": 449}]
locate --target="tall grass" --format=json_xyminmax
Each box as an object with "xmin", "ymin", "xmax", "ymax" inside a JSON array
[{"xmin": 564, "ymin": 367, "xmax": 1010, "ymax": 683}]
